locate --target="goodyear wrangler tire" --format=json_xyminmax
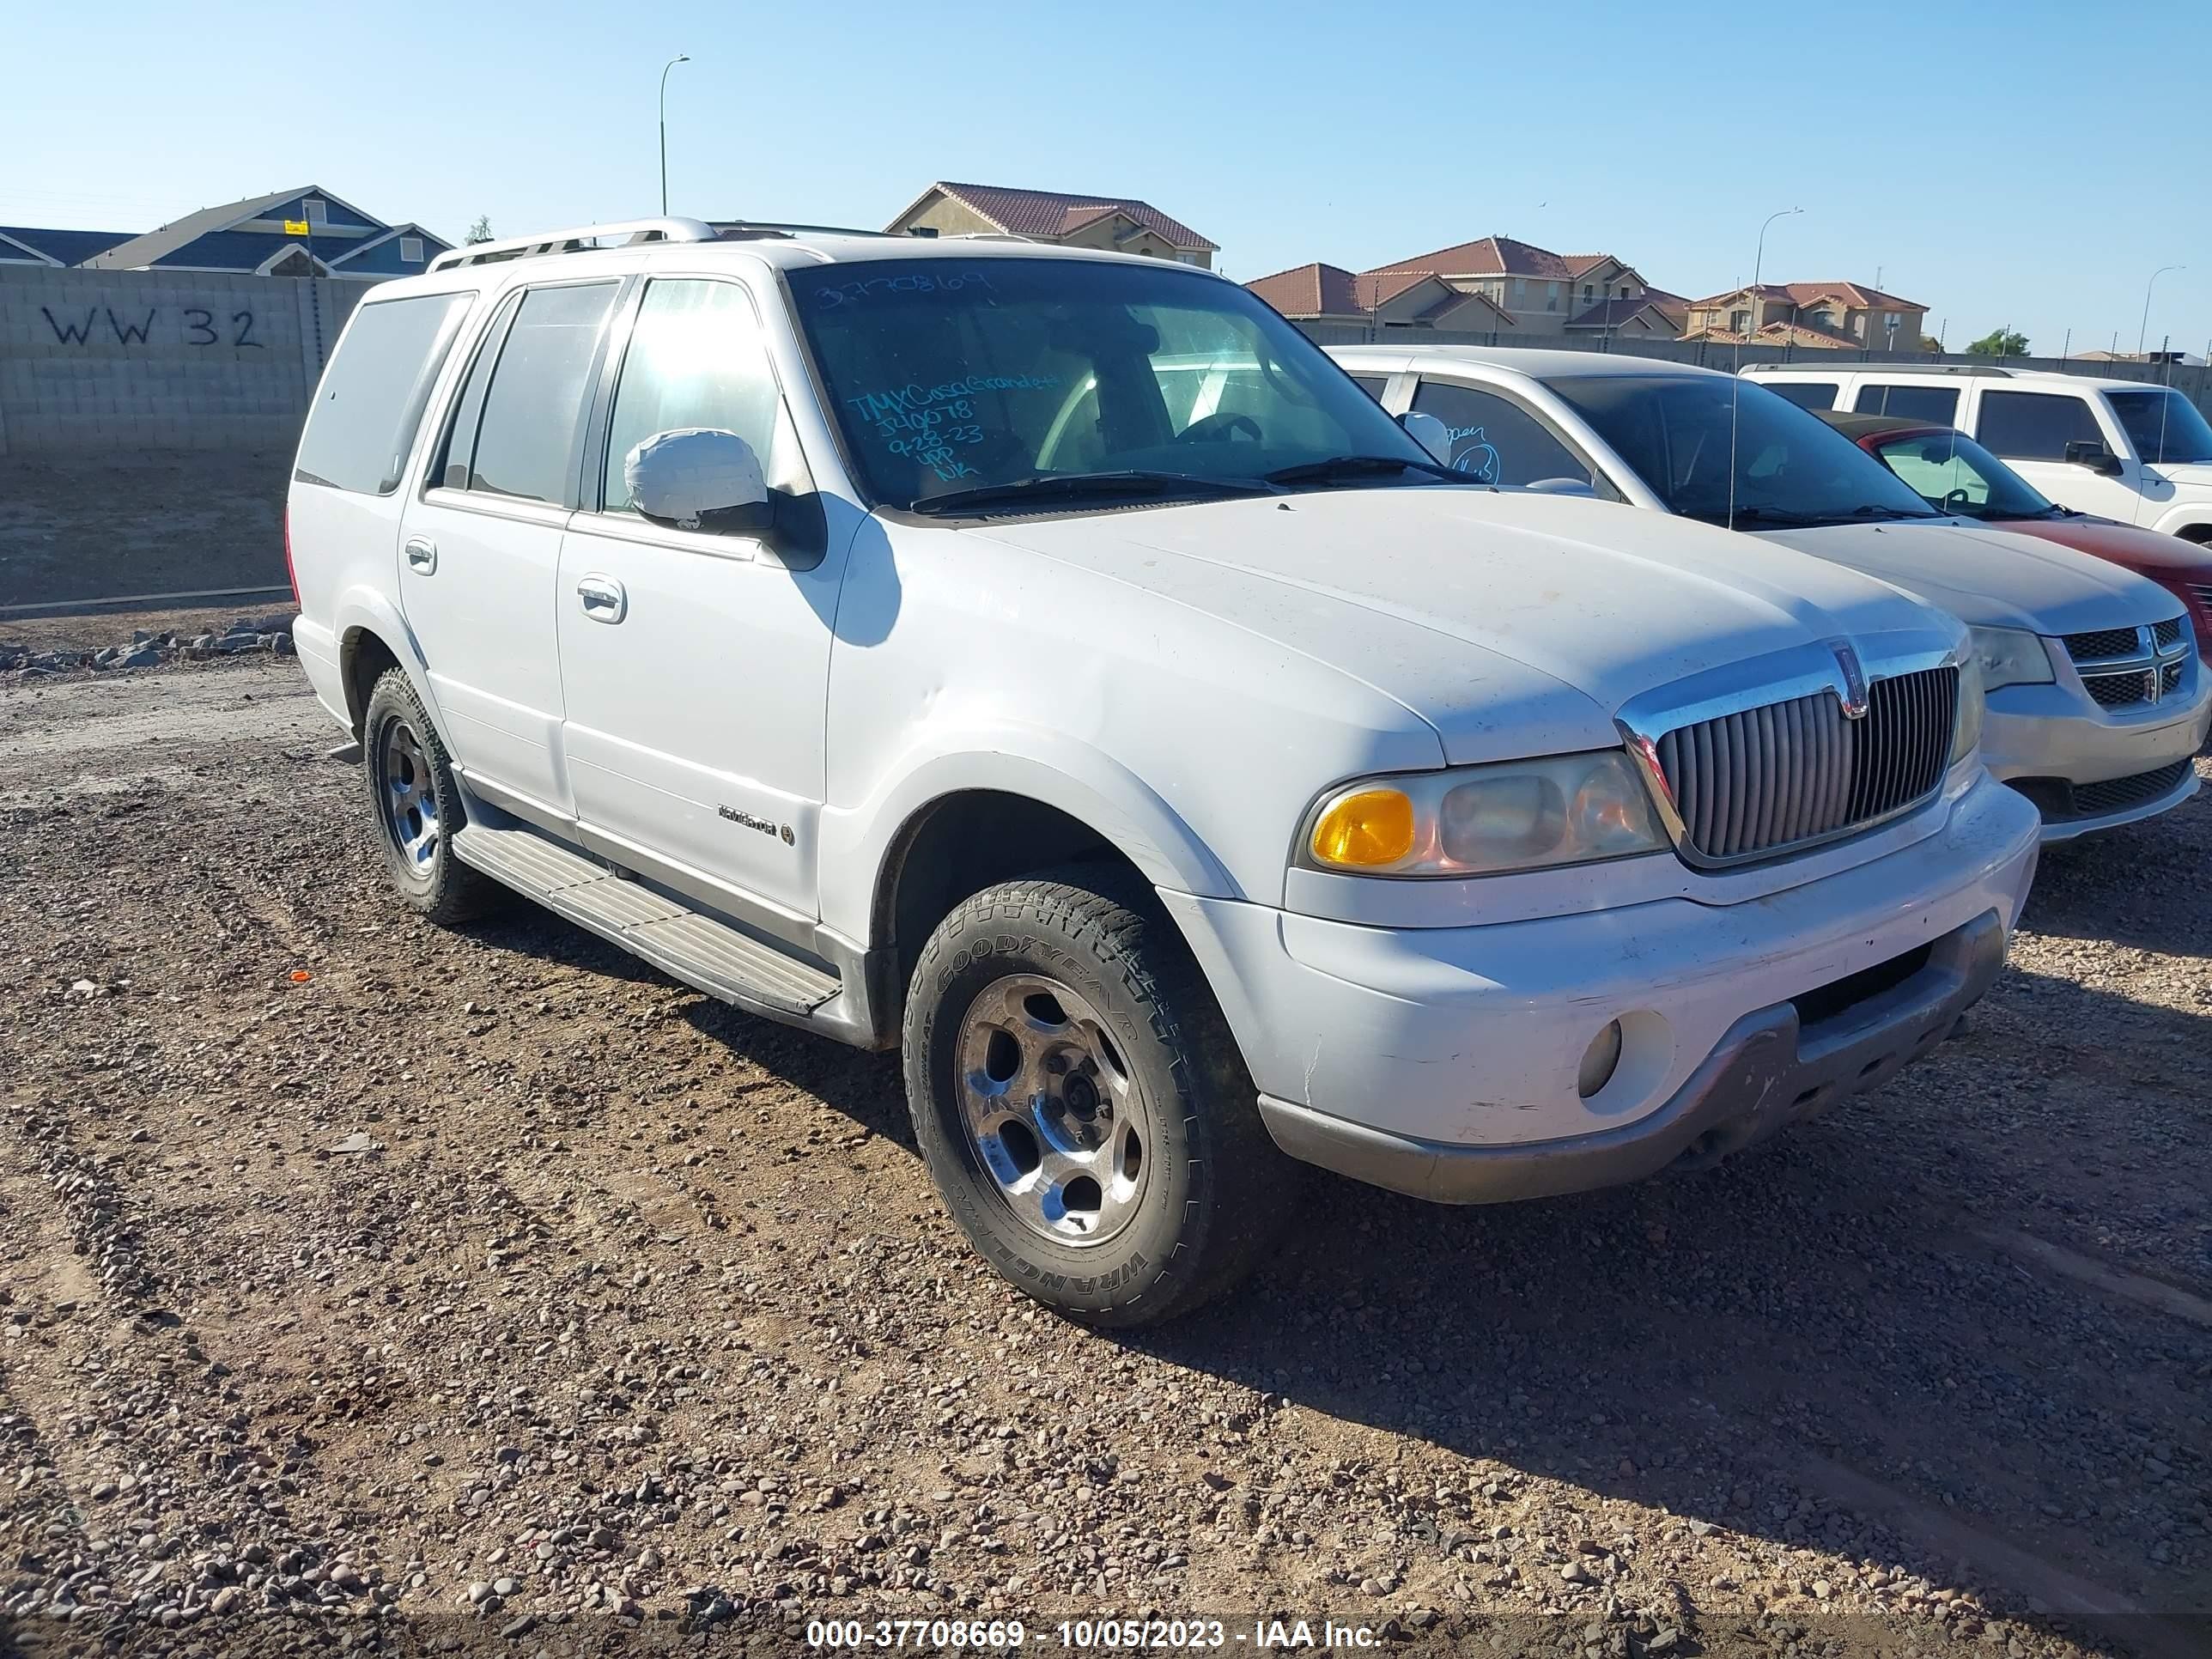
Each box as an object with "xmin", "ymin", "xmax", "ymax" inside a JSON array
[{"xmin": 902, "ymin": 870, "xmax": 1296, "ymax": 1325}]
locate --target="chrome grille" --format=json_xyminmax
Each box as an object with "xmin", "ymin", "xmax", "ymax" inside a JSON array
[
  {"xmin": 1653, "ymin": 665, "xmax": 1958, "ymax": 866},
  {"xmin": 2191, "ymin": 584, "xmax": 2212, "ymax": 614},
  {"xmin": 2162, "ymin": 661, "xmax": 2185, "ymax": 696},
  {"xmin": 2063, "ymin": 626, "xmax": 2139, "ymax": 663},
  {"xmin": 2152, "ymin": 617, "xmax": 2184, "ymax": 652}
]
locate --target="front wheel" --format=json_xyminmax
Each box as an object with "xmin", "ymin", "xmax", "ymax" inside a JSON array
[{"xmin": 901, "ymin": 872, "xmax": 1296, "ymax": 1326}]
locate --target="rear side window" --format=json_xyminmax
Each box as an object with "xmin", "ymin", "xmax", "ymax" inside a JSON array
[
  {"xmin": 1976, "ymin": 391, "xmax": 2101, "ymax": 460},
  {"xmin": 1765, "ymin": 380, "xmax": 1838, "ymax": 411},
  {"xmin": 1348, "ymin": 374, "xmax": 1389, "ymax": 403},
  {"xmin": 461, "ymin": 282, "xmax": 621, "ymax": 505},
  {"xmin": 1410, "ymin": 379, "xmax": 1597, "ymax": 489},
  {"xmin": 294, "ymin": 293, "xmax": 471, "ymax": 494},
  {"xmin": 1854, "ymin": 382, "xmax": 1959, "ymax": 423}
]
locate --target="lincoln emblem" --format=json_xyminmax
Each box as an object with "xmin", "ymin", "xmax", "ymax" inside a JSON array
[{"xmin": 1830, "ymin": 640, "xmax": 1870, "ymax": 720}]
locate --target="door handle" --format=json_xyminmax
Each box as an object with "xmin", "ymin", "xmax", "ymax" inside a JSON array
[
  {"xmin": 575, "ymin": 574, "xmax": 628, "ymax": 623},
  {"xmin": 404, "ymin": 537, "xmax": 437, "ymax": 574}
]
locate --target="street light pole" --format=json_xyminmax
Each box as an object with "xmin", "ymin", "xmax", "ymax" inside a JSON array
[
  {"xmin": 2138, "ymin": 264, "xmax": 2182, "ymax": 357},
  {"xmin": 659, "ymin": 54, "xmax": 690, "ymax": 216}
]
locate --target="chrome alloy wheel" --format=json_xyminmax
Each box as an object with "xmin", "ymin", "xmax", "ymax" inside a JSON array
[
  {"xmin": 954, "ymin": 974, "xmax": 1153, "ymax": 1247},
  {"xmin": 374, "ymin": 714, "xmax": 442, "ymax": 875}
]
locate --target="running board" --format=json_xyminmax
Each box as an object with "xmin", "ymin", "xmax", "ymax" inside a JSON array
[{"xmin": 451, "ymin": 823, "xmax": 841, "ymax": 1016}]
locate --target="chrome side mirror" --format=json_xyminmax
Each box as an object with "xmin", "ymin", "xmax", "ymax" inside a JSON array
[{"xmin": 626, "ymin": 427, "xmax": 772, "ymax": 534}]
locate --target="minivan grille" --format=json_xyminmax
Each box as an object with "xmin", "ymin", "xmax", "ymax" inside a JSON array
[
  {"xmin": 2152, "ymin": 617, "xmax": 2184, "ymax": 652},
  {"xmin": 1653, "ymin": 666, "xmax": 1958, "ymax": 865},
  {"xmin": 2063, "ymin": 626, "xmax": 2140, "ymax": 663}
]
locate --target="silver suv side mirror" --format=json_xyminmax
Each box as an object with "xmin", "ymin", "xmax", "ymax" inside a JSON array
[
  {"xmin": 626, "ymin": 427, "xmax": 773, "ymax": 534},
  {"xmin": 1398, "ymin": 410, "xmax": 1453, "ymax": 467}
]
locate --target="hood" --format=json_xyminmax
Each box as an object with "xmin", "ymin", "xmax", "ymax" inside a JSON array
[
  {"xmin": 969, "ymin": 489, "xmax": 1958, "ymax": 764},
  {"xmin": 1758, "ymin": 520, "xmax": 2181, "ymax": 634},
  {"xmin": 2148, "ymin": 463, "xmax": 2212, "ymax": 492},
  {"xmin": 1991, "ymin": 516, "xmax": 2212, "ymax": 582}
]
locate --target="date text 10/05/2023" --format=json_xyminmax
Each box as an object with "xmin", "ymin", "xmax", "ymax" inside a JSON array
[{"xmin": 805, "ymin": 1618, "xmax": 1380, "ymax": 1650}]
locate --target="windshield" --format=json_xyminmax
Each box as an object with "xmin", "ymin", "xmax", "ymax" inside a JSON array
[
  {"xmin": 1546, "ymin": 374, "xmax": 1942, "ymax": 527},
  {"xmin": 2108, "ymin": 388, "xmax": 2212, "ymax": 465},
  {"xmin": 1870, "ymin": 429, "xmax": 2057, "ymax": 520},
  {"xmin": 789, "ymin": 258, "xmax": 1431, "ymax": 509}
]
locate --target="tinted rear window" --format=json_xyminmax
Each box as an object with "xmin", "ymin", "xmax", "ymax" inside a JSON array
[
  {"xmin": 1853, "ymin": 383, "xmax": 1960, "ymax": 423},
  {"xmin": 295, "ymin": 293, "xmax": 471, "ymax": 494},
  {"xmin": 465, "ymin": 282, "xmax": 621, "ymax": 505},
  {"xmin": 1765, "ymin": 380, "xmax": 1838, "ymax": 411}
]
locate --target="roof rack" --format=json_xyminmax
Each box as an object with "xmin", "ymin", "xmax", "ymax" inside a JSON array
[
  {"xmin": 427, "ymin": 217, "xmax": 716, "ymax": 272},
  {"xmin": 1746, "ymin": 362, "xmax": 2018, "ymax": 379},
  {"xmin": 943, "ymin": 231, "xmax": 1037, "ymax": 244}
]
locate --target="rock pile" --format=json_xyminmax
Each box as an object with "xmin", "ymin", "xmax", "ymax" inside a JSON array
[{"xmin": 0, "ymin": 614, "xmax": 295, "ymax": 678}]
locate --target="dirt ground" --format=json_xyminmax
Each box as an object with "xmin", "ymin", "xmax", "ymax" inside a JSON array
[
  {"xmin": 0, "ymin": 454, "xmax": 290, "ymax": 609},
  {"xmin": 0, "ymin": 659, "xmax": 2207, "ymax": 1659}
]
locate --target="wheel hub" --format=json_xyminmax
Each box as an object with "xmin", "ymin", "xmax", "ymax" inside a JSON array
[
  {"xmin": 954, "ymin": 974, "xmax": 1152, "ymax": 1248},
  {"xmin": 376, "ymin": 715, "xmax": 441, "ymax": 875}
]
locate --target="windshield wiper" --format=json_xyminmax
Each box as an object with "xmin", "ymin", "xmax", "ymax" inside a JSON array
[
  {"xmin": 1684, "ymin": 505, "xmax": 1826, "ymax": 527},
  {"xmin": 1262, "ymin": 453, "xmax": 1471, "ymax": 487},
  {"xmin": 907, "ymin": 471, "xmax": 1276, "ymax": 516}
]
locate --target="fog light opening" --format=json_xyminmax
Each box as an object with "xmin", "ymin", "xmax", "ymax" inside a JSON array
[{"xmin": 1577, "ymin": 1020, "xmax": 1625, "ymax": 1100}]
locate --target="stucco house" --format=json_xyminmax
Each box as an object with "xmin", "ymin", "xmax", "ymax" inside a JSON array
[
  {"xmin": 1681, "ymin": 282, "xmax": 1928, "ymax": 351},
  {"xmin": 1360, "ymin": 236, "xmax": 1669, "ymax": 337},
  {"xmin": 885, "ymin": 181, "xmax": 1217, "ymax": 268},
  {"xmin": 1244, "ymin": 262, "xmax": 1515, "ymax": 331}
]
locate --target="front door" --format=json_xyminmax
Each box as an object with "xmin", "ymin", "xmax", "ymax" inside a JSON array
[
  {"xmin": 398, "ymin": 278, "xmax": 623, "ymax": 811},
  {"xmin": 1966, "ymin": 386, "xmax": 2142, "ymax": 521},
  {"xmin": 554, "ymin": 274, "xmax": 846, "ymax": 922}
]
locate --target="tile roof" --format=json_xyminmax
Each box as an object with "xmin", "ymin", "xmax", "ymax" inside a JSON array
[
  {"xmin": 0, "ymin": 225, "xmax": 133, "ymax": 265},
  {"xmin": 1689, "ymin": 279, "xmax": 1926, "ymax": 311},
  {"xmin": 1367, "ymin": 234, "xmax": 1577, "ymax": 280},
  {"xmin": 1682, "ymin": 318, "xmax": 1868, "ymax": 350},
  {"xmin": 1245, "ymin": 262, "xmax": 1365, "ymax": 318},
  {"xmin": 912, "ymin": 182, "xmax": 1217, "ymax": 251},
  {"xmin": 1566, "ymin": 292, "xmax": 1686, "ymax": 330}
]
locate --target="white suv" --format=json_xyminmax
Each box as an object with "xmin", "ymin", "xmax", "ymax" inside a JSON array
[
  {"xmin": 1745, "ymin": 363, "xmax": 2212, "ymax": 543},
  {"xmin": 288, "ymin": 219, "xmax": 2039, "ymax": 1323}
]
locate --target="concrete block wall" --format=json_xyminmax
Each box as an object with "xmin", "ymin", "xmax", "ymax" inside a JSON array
[{"xmin": 0, "ymin": 266, "xmax": 368, "ymax": 457}]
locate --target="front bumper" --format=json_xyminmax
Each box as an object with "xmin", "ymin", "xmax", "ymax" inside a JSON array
[
  {"xmin": 1982, "ymin": 663, "xmax": 2211, "ymax": 841},
  {"xmin": 1163, "ymin": 771, "xmax": 2040, "ymax": 1200}
]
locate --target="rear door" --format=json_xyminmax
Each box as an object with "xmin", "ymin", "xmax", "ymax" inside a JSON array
[
  {"xmin": 552, "ymin": 272, "xmax": 845, "ymax": 922},
  {"xmin": 398, "ymin": 278, "xmax": 623, "ymax": 812},
  {"xmin": 1964, "ymin": 385, "xmax": 2140, "ymax": 521}
]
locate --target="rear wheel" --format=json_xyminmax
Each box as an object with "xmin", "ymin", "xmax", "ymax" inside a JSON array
[
  {"xmin": 361, "ymin": 668, "xmax": 495, "ymax": 926},
  {"xmin": 902, "ymin": 871, "xmax": 1296, "ymax": 1326}
]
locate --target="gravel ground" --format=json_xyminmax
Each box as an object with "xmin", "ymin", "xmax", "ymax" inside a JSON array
[{"xmin": 0, "ymin": 660, "xmax": 2207, "ymax": 1659}]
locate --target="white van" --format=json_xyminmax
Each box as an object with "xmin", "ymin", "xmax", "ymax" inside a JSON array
[{"xmin": 1744, "ymin": 364, "xmax": 2212, "ymax": 543}]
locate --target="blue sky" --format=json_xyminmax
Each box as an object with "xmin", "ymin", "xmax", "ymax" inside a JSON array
[{"xmin": 8, "ymin": 0, "xmax": 2209, "ymax": 355}]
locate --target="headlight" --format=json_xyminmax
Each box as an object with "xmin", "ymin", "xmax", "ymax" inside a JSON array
[
  {"xmin": 1303, "ymin": 751, "xmax": 1668, "ymax": 878},
  {"xmin": 1950, "ymin": 652, "xmax": 1985, "ymax": 765},
  {"xmin": 1968, "ymin": 625, "xmax": 2054, "ymax": 690}
]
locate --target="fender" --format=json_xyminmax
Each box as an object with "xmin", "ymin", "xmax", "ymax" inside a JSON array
[
  {"xmin": 2148, "ymin": 505, "xmax": 2212, "ymax": 544},
  {"xmin": 816, "ymin": 725, "xmax": 1243, "ymax": 946},
  {"xmin": 329, "ymin": 582, "xmax": 442, "ymax": 735}
]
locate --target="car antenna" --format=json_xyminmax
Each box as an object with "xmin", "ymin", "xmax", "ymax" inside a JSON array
[{"xmin": 1729, "ymin": 207, "xmax": 1802, "ymax": 532}]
